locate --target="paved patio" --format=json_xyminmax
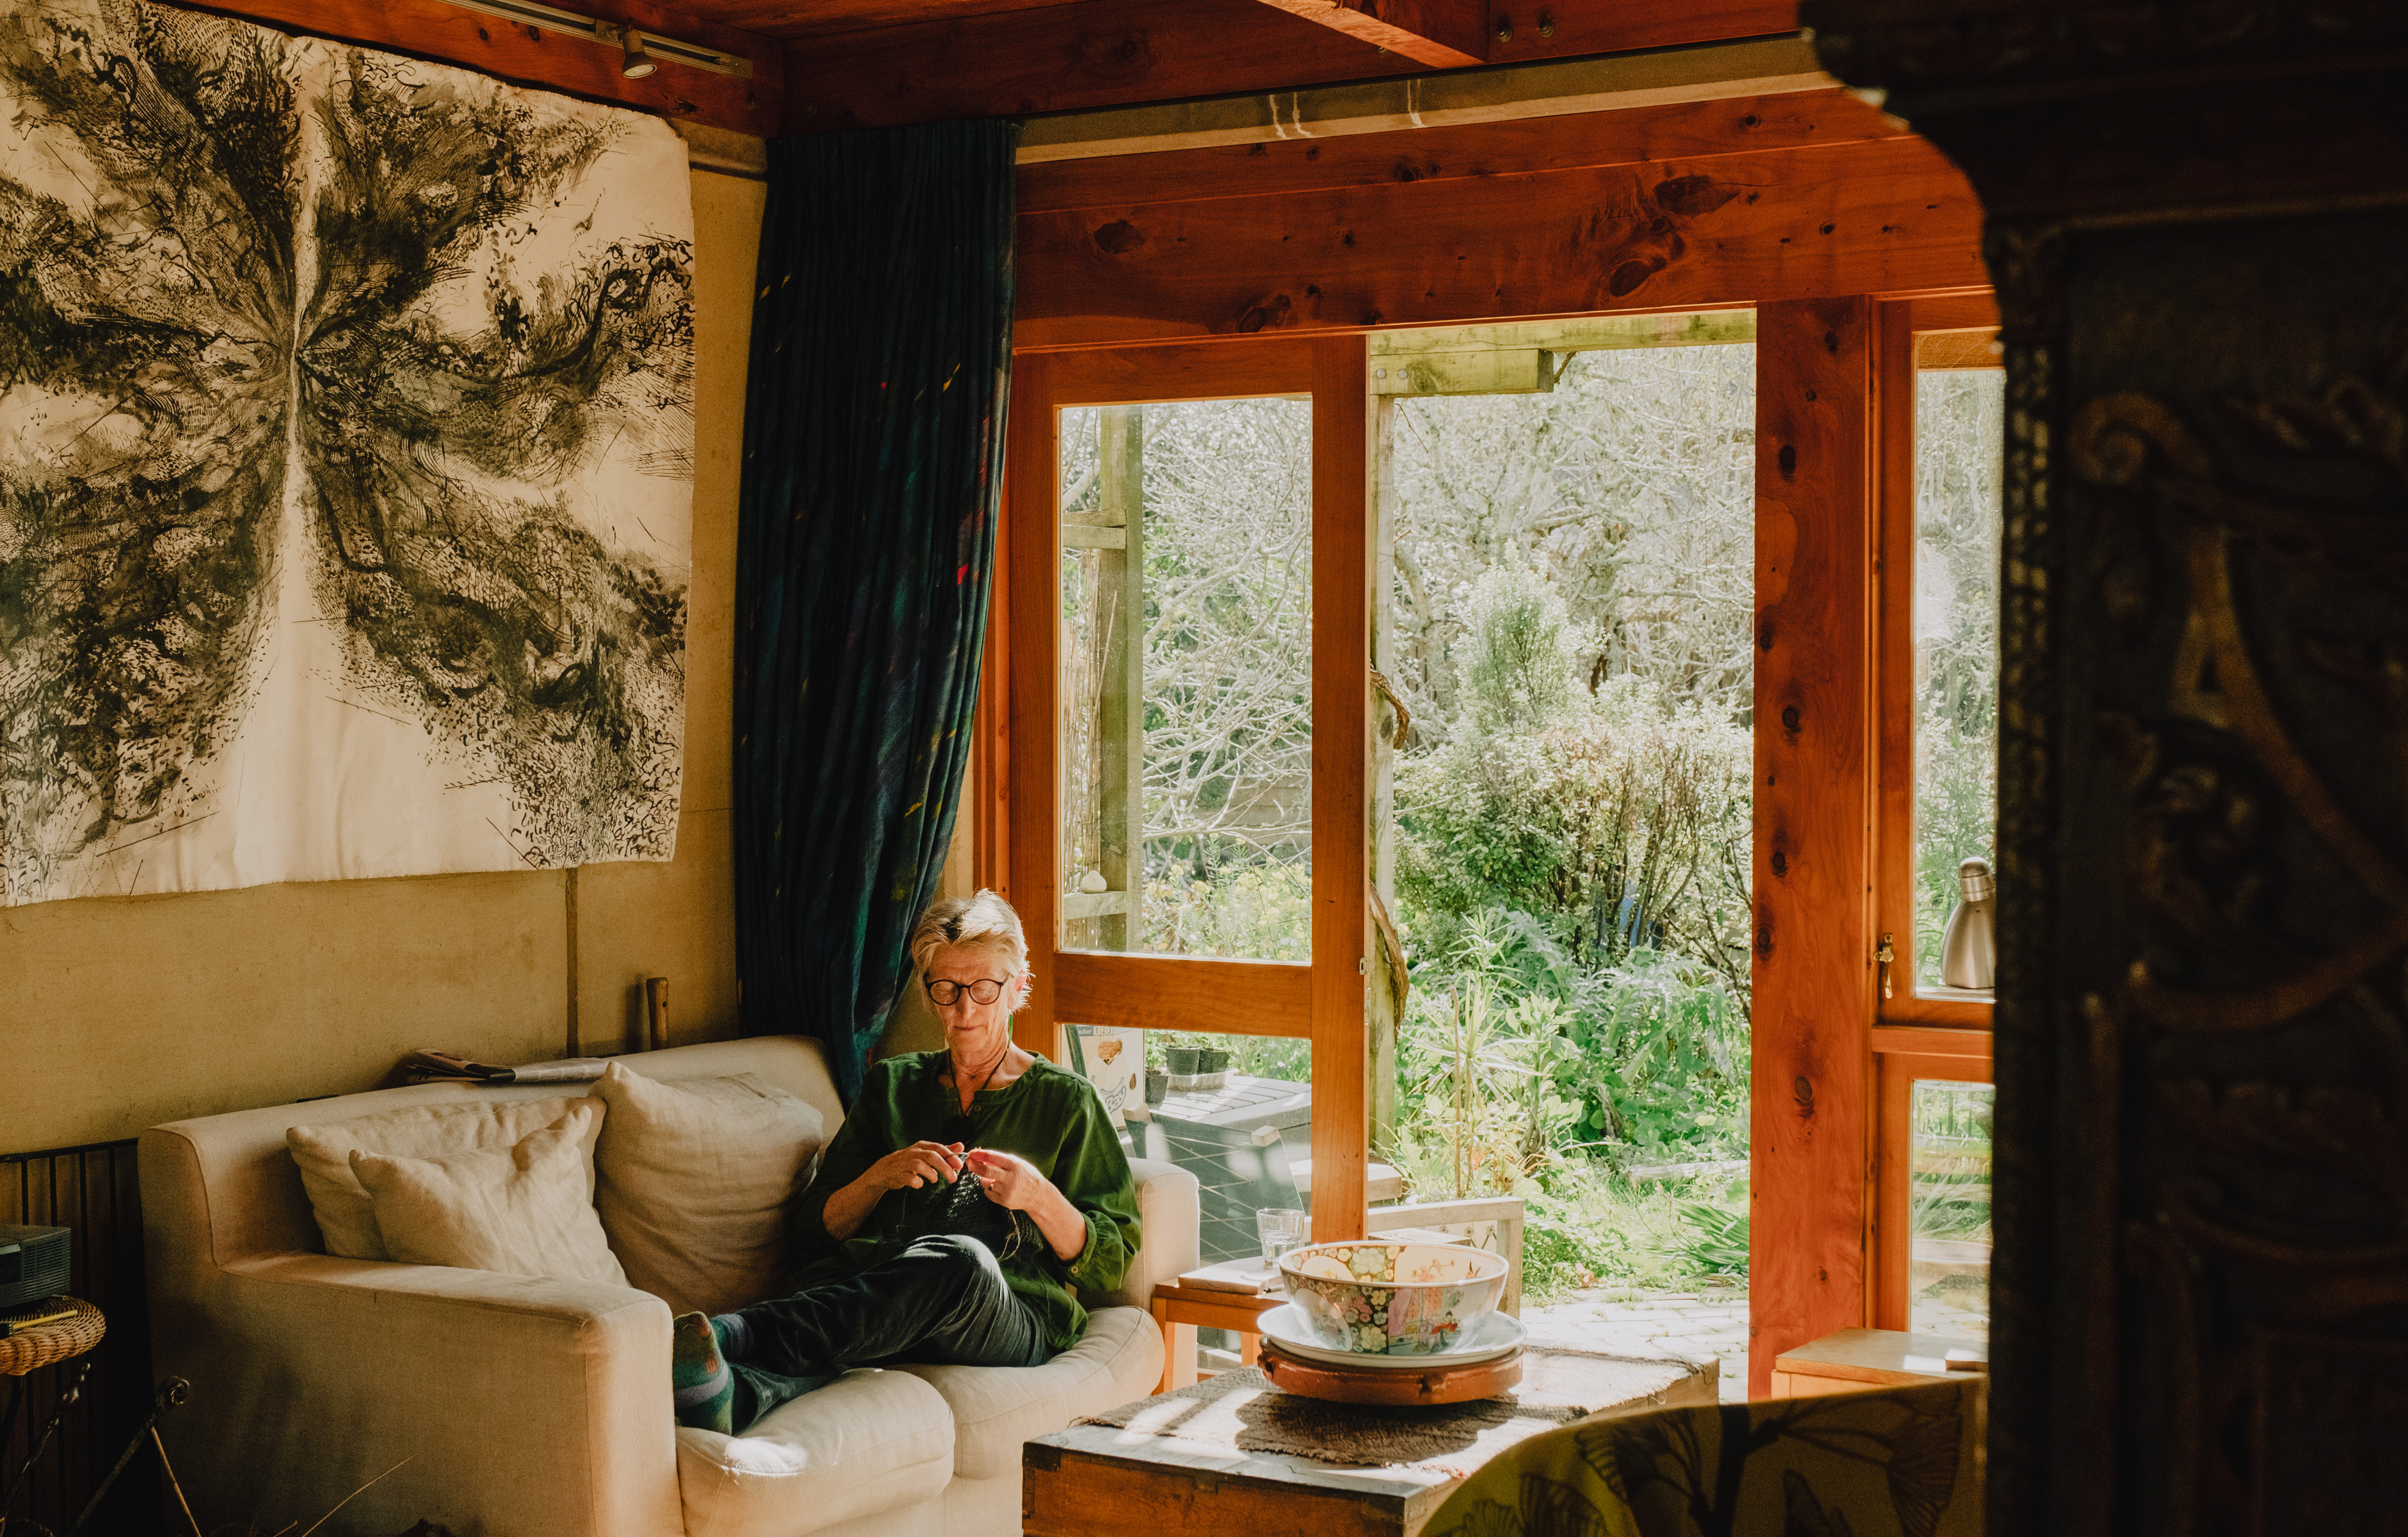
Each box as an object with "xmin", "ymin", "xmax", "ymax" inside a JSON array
[{"xmin": 1521, "ymin": 1281, "xmax": 1989, "ymax": 1403}]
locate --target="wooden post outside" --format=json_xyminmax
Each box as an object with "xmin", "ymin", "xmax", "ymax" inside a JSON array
[
  {"xmin": 1748, "ymin": 297, "xmax": 1878, "ymax": 1398},
  {"xmin": 1095, "ymin": 406, "xmax": 1145, "ymax": 952},
  {"xmin": 1309, "ymin": 334, "xmax": 1371, "ymax": 1243},
  {"xmin": 1367, "ymin": 392, "xmax": 1402, "ymax": 1151}
]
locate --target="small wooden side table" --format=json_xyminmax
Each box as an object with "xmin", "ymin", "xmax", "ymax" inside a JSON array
[
  {"xmin": 1770, "ymin": 1326, "xmax": 1987, "ymax": 1398},
  {"xmin": 1148, "ymin": 1279, "xmax": 1286, "ymax": 1392}
]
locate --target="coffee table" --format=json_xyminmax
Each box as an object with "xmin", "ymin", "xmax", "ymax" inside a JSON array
[{"xmin": 1023, "ymin": 1346, "xmax": 1715, "ymax": 1536}]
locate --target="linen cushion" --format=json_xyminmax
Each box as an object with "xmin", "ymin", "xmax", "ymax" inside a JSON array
[
  {"xmin": 285, "ymin": 1095, "xmax": 603, "ymax": 1261},
  {"xmin": 349, "ymin": 1103, "xmax": 629, "ymax": 1286},
  {"xmin": 674, "ymin": 1368, "xmax": 953, "ymax": 1537},
  {"xmin": 894, "ymin": 1304, "xmax": 1163, "ymax": 1480},
  {"xmin": 593, "ymin": 1062, "xmax": 825, "ymax": 1315}
]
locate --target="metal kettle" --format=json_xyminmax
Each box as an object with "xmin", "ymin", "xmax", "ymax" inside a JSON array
[{"xmin": 1940, "ymin": 857, "xmax": 1996, "ymax": 991}]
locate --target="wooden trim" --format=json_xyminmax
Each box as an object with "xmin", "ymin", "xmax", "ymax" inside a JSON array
[
  {"xmin": 1016, "ymin": 37, "xmax": 1837, "ymax": 165},
  {"xmin": 1749, "ymin": 296, "xmax": 1878, "ymax": 1400},
  {"xmin": 1870, "ymin": 1025, "xmax": 1993, "ymax": 1064},
  {"xmin": 1054, "ymin": 953, "xmax": 1313, "ymax": 1036},
  {"xmin": 1872, "ymin": 297, "xmax": 1999, "ymax": 1028},
  {"xmin": 1253, "ymin": 0, "xmax": 1486, "ymax": 69},
  {"xmin": 780, "ymin": 0, "xmax": 1802, "ymax": 131},
  {"xmin": 1014, "ymin": 135, "xmax": 1987, "ymax": 350},
  {"xmin": 186, "ymin": 0, "xmax": 780, "ymax": 135},
  {"xmin": 1005, "ymin": 352, "xmax": 1062, "ymax": 1060},
  {"xmin": 1038, "ymin": 339, "xmax": 1319, "ymax": 403},
  {"xmin": 1871, "ymin": 1049, "xmax": 1992, "ymax": 1330},
  {"xmin": 1019, "ymin": 88, "xmax": 1903, "ymax": 214},
  {"xmin": 1308, "ymin": 334, "xmax": 1372, "ymax": 1245}
]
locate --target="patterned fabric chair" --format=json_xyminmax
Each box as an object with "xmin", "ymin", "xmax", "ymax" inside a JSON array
[{"xmin": 1422, "ymin": 1375, "xmax": 1984, "ymax": 1537}]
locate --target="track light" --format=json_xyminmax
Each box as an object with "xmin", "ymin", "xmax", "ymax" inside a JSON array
[
  {"xmin": 618, "ymin": 28, "xmax": 656, "ymax": 78},
  {"xmin": 446, "ymin": 4, "xmax": 754, "ymax": 79}
]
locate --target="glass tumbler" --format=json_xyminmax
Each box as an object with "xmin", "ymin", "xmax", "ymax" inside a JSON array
[{"xmin": 1255, "ymin": 1207, "xmax": 1307, "ymax": 1274}]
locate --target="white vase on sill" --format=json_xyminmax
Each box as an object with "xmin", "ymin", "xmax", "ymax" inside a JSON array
[{"xmin": 1940, "ymin": 857, "xmax": 1996, "ymax": 992}]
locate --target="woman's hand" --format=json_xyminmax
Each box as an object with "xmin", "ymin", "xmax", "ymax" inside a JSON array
[
  {"xmin": 968, "ymin": 1150, "xmax": 1090, "ymax": 1263},
  {"xmin": 873, "ymin": 1141, "xmax": 967, "ymax": 1191},
  {"xmin": 964, "ymin": 1149, "xmax": 1048, "ymax": 1210}
]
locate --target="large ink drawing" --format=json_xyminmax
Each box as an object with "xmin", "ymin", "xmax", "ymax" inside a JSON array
[{"xmin": 0, "ymin": 0, "xmax": 693, "ymax": 904}]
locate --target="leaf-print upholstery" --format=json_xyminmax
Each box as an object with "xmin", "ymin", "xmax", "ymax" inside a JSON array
[{"xmin": 1423, "ymin": 1377, "xmax": 1985, "ymax": 1537}]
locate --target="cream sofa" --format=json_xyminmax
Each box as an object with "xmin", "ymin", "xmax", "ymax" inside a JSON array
[{"xmin": 140, "ymin": 1035, "xmax": 1196, "ymax": 1537}]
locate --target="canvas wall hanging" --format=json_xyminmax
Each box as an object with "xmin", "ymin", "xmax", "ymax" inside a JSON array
[{"xmin": 0, "ymin": 0, "xmax": 694, "ymax": 905}]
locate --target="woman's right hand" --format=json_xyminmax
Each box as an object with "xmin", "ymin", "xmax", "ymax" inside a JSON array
[{"xmin": 870, "ymin": 1140, "xmax": 966, "ymax": 1191}]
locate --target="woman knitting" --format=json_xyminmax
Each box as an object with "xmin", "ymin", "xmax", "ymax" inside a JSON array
[{"xmin": 671, "ymin": 890, "xmax": 1141, "ymax": 1434}]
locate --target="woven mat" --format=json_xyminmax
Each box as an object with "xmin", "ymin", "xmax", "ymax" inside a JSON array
[{"xmin": 1080, "ymin": 1350, "xmax": 1700, "ymax": 1475}]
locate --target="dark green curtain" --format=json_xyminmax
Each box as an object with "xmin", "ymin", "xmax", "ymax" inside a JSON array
[{"xmin": 733, "ymin": 121, "xmax": 1015, "ymax": 1102}]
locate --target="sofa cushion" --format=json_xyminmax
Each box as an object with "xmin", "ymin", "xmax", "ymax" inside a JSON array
[
  {"xmin": 592, "ymin": 1063, "xmax": 826, "ymax": 1316},
  {"xmin": 675, "ymin": 1368, "xmax": 954, "ymax": 1537},
  {"xmin": 894, "ymin": 1305, "xmax": 1164, "ymax": 1480},
  {"xmin": 349, "ymin": 1104, "xmax": 629, "ymax": 1287},
  {"xmin": 286, "ymin": 1095, "xmax": 602, "ymax": 1261}
]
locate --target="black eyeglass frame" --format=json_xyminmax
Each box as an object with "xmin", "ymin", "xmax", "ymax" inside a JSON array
[{"xmin": 924, "ymin": 976, "xmax": 1013, "ymax": 1006}]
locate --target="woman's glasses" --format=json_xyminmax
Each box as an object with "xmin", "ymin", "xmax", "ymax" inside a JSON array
[{"xmin": 925, "ymin": 976, "xmax": 1009, "ymax": 1006}]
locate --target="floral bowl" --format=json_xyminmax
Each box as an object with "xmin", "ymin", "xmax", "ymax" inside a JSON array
[{"xmin": 1275, "ymin": 1241, "xmax": 1507, "ymax": 1356}]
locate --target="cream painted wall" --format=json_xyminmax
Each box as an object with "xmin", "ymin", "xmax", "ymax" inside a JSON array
[{"xmin": 2, "ymin": 166, "xmax": 767, "ymax": 1153}]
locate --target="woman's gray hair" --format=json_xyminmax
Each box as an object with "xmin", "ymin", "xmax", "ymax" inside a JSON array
[{"xmin": 909, "ymin": 889, "xmax": 1029, "ymax": 977}]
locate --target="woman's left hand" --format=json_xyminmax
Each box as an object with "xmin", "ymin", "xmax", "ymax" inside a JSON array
[{"xmin": 965, "ymin": 1149, "xmax": 1053, "ymax": 1213}]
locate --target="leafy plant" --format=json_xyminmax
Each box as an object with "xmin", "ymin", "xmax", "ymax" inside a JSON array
[{"xmin": 1664, "ymin": 1197, "xmax": 1749, "ymax": 1276}]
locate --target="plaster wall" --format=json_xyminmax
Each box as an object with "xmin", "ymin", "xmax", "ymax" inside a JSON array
[{"xmin": 2, "ymin": 166, "xmax": 766, "ymax": 1153}]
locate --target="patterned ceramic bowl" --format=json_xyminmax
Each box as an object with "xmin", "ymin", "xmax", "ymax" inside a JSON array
[{"xmin": 1275, "ymin": 1241, "xmax": 1507, "ymax": 1356}]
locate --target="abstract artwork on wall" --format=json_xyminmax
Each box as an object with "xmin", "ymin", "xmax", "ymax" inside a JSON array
[{"xmin": 0, "ymin": 0, "xmax": 694, "ymax": 906}]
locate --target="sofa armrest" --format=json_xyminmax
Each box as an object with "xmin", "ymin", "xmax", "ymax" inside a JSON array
[
  {"xmin": 154, "ymin": 1253, "xmax": 683, "ymax": 1537},
  {"xmin": 1086, "ymin": 1158, "xmax": 1198, "ymax": 1310}
]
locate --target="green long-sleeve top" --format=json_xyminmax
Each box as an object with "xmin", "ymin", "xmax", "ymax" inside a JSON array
[{"xmin": 788, "ymin": 1050, "xmax": 1141, "ymax": 1352}]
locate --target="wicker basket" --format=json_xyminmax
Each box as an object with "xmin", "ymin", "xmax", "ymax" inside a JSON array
[{"xmin": 0, "ymin": 1296, "xmax": 104, "ymax": 1376}]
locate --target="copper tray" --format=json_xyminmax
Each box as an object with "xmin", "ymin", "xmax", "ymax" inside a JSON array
[{"xmin": 1257, "ymin": 1338, "xmax": 1525, "ymax": 1406}]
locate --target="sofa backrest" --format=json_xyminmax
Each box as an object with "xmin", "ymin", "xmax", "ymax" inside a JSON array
[{"xmin": 144, "ymin": 1037, "xmax": 843, "ymax": 1272}]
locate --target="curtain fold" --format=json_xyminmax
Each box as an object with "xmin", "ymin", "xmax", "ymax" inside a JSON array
[{"xmin": 733, "ymin": 120, "xmax": 1016, "ymax": 1102}]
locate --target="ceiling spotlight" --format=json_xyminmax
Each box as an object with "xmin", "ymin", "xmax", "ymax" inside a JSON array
[{"xmin": 618, "ymin": 28, "xmax": 657, "ymax": 78}]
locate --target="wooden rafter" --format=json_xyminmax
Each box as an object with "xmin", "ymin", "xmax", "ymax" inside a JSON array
[
  {"xmin": 182, "ymin": 0, "xmax": 781, "ymax": 134},
  {"xmin": 1252, "ymin": 0, "xmax": 1487, "ymax": 70}
]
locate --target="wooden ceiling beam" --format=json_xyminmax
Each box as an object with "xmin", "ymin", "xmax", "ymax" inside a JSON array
[
  {"xmin": 180, "ymin": 0, "xmax": 781, "ymax": 136},
  {"xmin": 781, "ymin": 0, "xmax": 1798, "ymax": 130},
  {"xmin": 1252, "ymin": 0, "xmax": 1488, "ymax": 70},
  {"xmin": 1017, "ymin": 88, "xmax": 1901, "ymax": 214},
  {"xmin": 1012, "ymin": 133, "xmax": 1985, "ymax": 349}
]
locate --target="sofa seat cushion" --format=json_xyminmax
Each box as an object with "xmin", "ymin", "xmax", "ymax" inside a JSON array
[
  {"xmin": 676, "ymin": 1368, "xmax": 953, "ymax": 1537},
  {"xmin": 894, "ymin": 1305, "xmax": 1164, "ymax": 1480}
]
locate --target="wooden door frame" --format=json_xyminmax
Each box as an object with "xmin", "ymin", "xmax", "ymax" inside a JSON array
[{"xmin": 985, "ymin": 336, "xmax": 1372, "ymax": 1242}]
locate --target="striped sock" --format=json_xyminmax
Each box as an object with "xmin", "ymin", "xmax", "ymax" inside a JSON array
[{"xmin": 671, "ymin": 1310, "xmax": 734, "ymax": 1434}]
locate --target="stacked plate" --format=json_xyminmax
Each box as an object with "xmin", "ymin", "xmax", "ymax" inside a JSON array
[{"xmin": 1257, "ymin": 1305, "xmax": 1525, "ymax": 1369}]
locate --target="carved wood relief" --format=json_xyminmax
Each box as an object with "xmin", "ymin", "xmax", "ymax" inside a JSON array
[{"xmin": 1798, "ymin": 2, "xmax": 2408, "ymax": 1531}]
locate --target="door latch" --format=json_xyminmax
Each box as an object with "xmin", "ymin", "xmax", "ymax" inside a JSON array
[{"xmin": 1875, "ymin": 932, "xmax": 1896, "ymax": 1001}]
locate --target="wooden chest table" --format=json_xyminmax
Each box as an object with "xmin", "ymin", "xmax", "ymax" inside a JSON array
[{"xmin": 1023, "ymin": 1348, "xmax": 1714, "ymax": 1537}]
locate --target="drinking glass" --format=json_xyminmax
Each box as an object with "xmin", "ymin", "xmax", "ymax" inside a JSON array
[{"xmin": 1255, "ymin": 1207, "xmax": 1307, "ymax": 1274}]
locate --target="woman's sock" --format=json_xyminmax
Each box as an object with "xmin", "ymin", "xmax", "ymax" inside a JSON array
[{"xmin": 671, "ymin": 1310, "xmax": 734, "ymax": 1433}]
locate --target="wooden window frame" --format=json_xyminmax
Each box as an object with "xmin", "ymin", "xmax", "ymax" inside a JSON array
[
  {"xmin": 1872, "ymin": 292, "xmax": 2004, "ymax": 1033},
  {"xmin": 981, "ymin": 337, "xmax": 1372, "ymax": 1242},
  {"xmin": 1867, "ymin": 293, "xmax": 2000, "ymax": 1330}
]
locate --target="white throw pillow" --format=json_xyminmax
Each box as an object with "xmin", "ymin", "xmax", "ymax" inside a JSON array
[
  {"xmin": 592, "ymin": 1063, "xmax": 825, "ymax": 1315},
  {"xmin": 349, "ymin": 1103, "xmax": 628, "ymax": 1286},
  {"xmin": 286, "ymin": 1096, "xmax": 603, "ymax": 1260}
]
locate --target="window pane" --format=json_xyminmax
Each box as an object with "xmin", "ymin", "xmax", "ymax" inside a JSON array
[
  {"xmin": 1075, "ymin": 1027, "xmax": 1312, "ymax": 1265},
  {"xmin": 1908, "ymin": 1079, "xmax": 1992, "ymax": 1339},
  {"xmin": 1058, "ymin": 400, "xmax": 1314, "ymax": 962},
  {"xmin": 1911, "ymin": 366, "xmax": 2004, "ymax": 988}
]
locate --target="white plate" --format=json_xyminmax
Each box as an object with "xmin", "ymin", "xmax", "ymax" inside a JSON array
[{"xmin": 1257, "ymin": 1305, "xmax": 1525, "ymax": 1370}]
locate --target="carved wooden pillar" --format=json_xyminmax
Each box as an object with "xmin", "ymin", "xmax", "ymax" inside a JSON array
[{"xmin": 1799, "ymin": 6, "xmax": 2408, "ymax": 1534}]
